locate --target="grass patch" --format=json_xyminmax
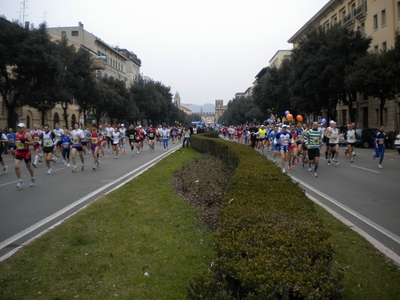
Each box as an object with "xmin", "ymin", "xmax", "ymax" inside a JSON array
[
  {"xmin": 314, "ymin": 204, "xmax": 400, "ymax": 300},
  {"xmin": 1, "ymin": 146, "xmax": 400, "ymax": 299},
  {"xmin": 0, "ymin": 148, "xmax": 216, "ymax": 300}
]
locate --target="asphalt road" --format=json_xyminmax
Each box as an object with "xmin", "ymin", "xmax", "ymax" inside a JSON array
[
  {"xmin": 1, "ymin": 140, "xmax": 399, "ymax": 265},
  {"xmin": 258, "ymin": 144, "xmax": 400, "ymax": 263},
  {"xmin": 0, "ymin": 141, "xmax": 182, "ymax": 260}
]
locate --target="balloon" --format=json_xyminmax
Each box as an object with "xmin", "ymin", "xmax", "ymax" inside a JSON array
[
  {"xmin": 321, "ymin": 118, "xmax": 326, "ymax": 125},
  {"xmin": 286, "ymin": 114, "xmax": 293, "ymax": 121},
  {"xmin": 296, "ymin": 115, "xmax": 303, "ymax": 122},
  {"xmin": 285, "ymin": 110, "xmax": 290, "ymax": 116}
]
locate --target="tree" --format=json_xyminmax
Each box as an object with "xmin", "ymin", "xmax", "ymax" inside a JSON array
[
  {"xmin": 0, "ymin": 19, "xmax": 56, "ymax": 129},
  {"xmin": 346, "ymin": 51, "xmax": 397, "ymax": 125}
]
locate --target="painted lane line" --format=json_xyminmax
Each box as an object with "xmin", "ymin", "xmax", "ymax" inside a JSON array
[
  {"xmin": 290, "ymin": 174, "xmax": 400, "ymax": 245},
  {"xmin": 307, "ymin": 193, "xmax": 400, "ymax": 267},
  {"xmin": 349, "ymin": 165, "xmax": 381, "ymax": 173},
  {"xmin": 0, "ymin": 146, "xmax": 180, "ymax": 253}
]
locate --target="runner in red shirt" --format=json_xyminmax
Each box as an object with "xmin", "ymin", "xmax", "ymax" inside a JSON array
[{"xmin": 14, "ymin": 123, "xmax": 35, "ymax": 188}]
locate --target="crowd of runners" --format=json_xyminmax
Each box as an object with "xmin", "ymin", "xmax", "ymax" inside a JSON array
[
  {"xmin": 0, "ymin": 122, "xmax": 192, "ymax": 188},
  {"xmin": 220, "ymin": 121, "xmax": 389, "ymax": 177}
]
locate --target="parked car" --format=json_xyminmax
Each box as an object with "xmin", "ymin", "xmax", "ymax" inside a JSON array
[
  {"xmin": 355, "ymin": 128, "xmax": 393, "ymax": 148},
  {"xmin": 395, "ymin": 132, "xmax": 400, "ymax": 154},
  {"xmin": 355, "ymin": 128, "xmax": 378, "ymax": 148}
]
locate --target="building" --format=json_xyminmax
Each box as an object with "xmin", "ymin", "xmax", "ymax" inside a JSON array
[
  {"xmin": 288, "ymin": 0, "xmax": 400, "ymax": 131},
  {"xmin": 0, "ymin": 21, "xmax": 142, "ymax": 131},
  {"xmin": 47, "ymin": 22, "xmax": 141, "ymax": 87},
  {"xmin": 215, "ymin": 99, "xmax": 227, "ymax": 123},
  {"xmin": 269, "ymin": 50, "xmax": 292, "ymax": 68}
]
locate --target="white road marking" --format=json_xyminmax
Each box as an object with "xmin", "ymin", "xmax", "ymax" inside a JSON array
[
  {"xmin": 349, "ymin": 165, "xmax": 381, "ymax": 173},
  {"xmin": 290, "ymin": 174, "xmax": 400, "ymax": 245},
  {"xmin": 0, "ymin": 146, "xmax": 180, "ymax": 260},
  {"xmin": 306, "ymin": 193, "xmax": 400, "ymax": 267}
]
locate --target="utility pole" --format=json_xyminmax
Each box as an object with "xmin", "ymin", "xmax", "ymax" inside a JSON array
[{"xmin": 19, "ymin": 0, "xmax": 29, "ymax": 24}]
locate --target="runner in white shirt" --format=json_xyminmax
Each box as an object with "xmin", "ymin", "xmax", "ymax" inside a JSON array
[
  {"xmin": 344, "ymin": 124, "xmax": 356, "ymax": 163},
  {"xmin": 53, "ymin": 123, "xmax": 64, "ymax": 160},
  {"xmin": 105, "ymin": 123, "xmax": 114, "ymax": 153},
  {"xmin": 70, "ymin": 123, "xmax": 85, "ymax": 173},
  {"xmin": 162, "ymin": 126, "xmax": 170, "ymax": 151},
  {"xmin": 111, "ymin": 128, "xmax": 121, "ymax": 159},
  {"xmin": 325, "ymin": 121, "xmax": 340, "ymax": 166},
  {"xmin": 119, "ymin": 124, "xmax": 127, "ymax": 153}
]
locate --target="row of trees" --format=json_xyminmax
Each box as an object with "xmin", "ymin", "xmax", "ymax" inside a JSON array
[
  {"xmin": 0, "ymin": 18, "xmax": 198, "ymax": 129},
  {"xmin": 220, "ymin": 25, "xmax": 400, "ymax": 126}
]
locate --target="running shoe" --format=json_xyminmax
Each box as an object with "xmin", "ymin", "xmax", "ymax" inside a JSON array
[
  {"xmin": 327, "ymin": 160, "xmax": 331, "ymax": 166},
  {"xmin": 3, "ymin": 166, "xmax": 8, "ymax": 173},
  {"xmin": 301, "ymin": 163, "xmax": 305, "ymax": 168},
  {"xmin": 308, "ymin": 167, "xmax": 312, "ymax": 172},
  {"xmin": 296, "ymin": 157, "xmax": 300, "ymax": 163},
  {"xmin": 131, "ymin": 151, "xmax": 134, "ymax": 156},
  {"xmin": 378, "ymin": 164, "xmax": 382, "ymax": 169},
  {"xmin": 350, "ymin": 158, "xmax": 353, "ymax": 163},
  {"xmin": 30, "ymin": 177, "xmax": 35, "ymax": 187},
  {"xmin": 313, "ymin": 173, "xmax": 318, "ymax": 178},
  {"xmin": 372, "ymin": 153, "xmax": 376, "ymax": 160},
  {"xmin": 72, "ymin": 167, "xmax": 77, "ymax": 173},
  {"xmin": 16, "ymin": 179, "xmax": 23, "ymax": 188},
  {"xmin": 66, "ymin": 163, "xmax": 70, "ymax": 167},
  {"xmin": 93, "ymin": 165, "xmax": 96, "ymax": 171},
  {"xmin": 32, "ymin": 163, "xmax": 36, "ymax": 168},
  {"xmin": 282, "ymin": 168, "xmax": 286, "ymax": 173},
  {"xmin": 115, "ymin": 156, "xmax": 118, "ymax": 159},
  {"xmin": 81, "ymin": 165, "xmax": 85, "ymax": 171},
  {"xmin": 47, "ymin": 169, "xmax": 53, "ymax": 174},
  {"xmin": 96, "ymin": 161, "xmax": 100, "ymax": 168},
  {"xmin": 334, "ymin": 160, "xmax": 340, "ymax": 165}
]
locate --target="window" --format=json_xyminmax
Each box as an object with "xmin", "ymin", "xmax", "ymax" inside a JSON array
[
  {"xmin": 383, "ymin": 108, "xmax": 388, "ymax": 125},
  {"xmin": 341, "ymin": 9, "xmax": 346, "ymax": 22},
  {"xmin": 382, "ymin": 42, "xmax": 387, "ymax": 52},
  {"xmin": 360, "ymin": 22, "xmax": 365, "ymax": 36},
  {"xmin": 351, "ymin": 2, "xmax": 356, "ymax": 16},
  {"xmin": 61, "ymin": 31, "xmax": 66, "ymax": 37},
  {"xmin": 333, "ymin": 16, "xmax": 338, "ymax": 24},
  {"xmin": 325, "ymin": 21, "xmax": 330, "ymax": 30},
  {"xmin": 363, "ymin": 0, "xmax": 368, "ymax": 13},
  {"xmin": 373, "ymin": 14, "xmax": 378, "ymax": 30},
  {"xmin": 381, "ymin": 9, "xmax": 386, "ymax": 26},
  {"xmin": 71, "ymin": 31, "xmax": 78, "ymax": 36},
  {"xmin": 374, "ymin": 45, "xmax": 379, "ymax": 53}
]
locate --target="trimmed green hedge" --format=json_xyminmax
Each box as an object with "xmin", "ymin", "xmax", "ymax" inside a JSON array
[{"xmin": 187, "ymin": 134, "xmax": 343, "ymax": 299}]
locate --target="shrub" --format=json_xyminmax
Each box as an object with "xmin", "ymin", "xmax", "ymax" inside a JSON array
[{"xmin": 187, "ymin": 134, "xmax": 343, "ymax": 299}]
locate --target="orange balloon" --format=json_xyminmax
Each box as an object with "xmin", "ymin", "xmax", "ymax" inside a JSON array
[
  {"xmin": 296, "ymin": 115, "xmax": 303, "ymax": 122},
  {"xmin": 286, "ymin": 114, "xmax": 293, "ymax": 121}
]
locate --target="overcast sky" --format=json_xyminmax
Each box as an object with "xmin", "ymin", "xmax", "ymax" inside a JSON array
[{"xmin": 2, "ymin": 0, "xmax": 327, "ymax": 105}]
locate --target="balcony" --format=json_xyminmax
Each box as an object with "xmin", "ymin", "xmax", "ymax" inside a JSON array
[{"xmin": 354, "ymin": 4, "xmax": 367, "ymax": 22}]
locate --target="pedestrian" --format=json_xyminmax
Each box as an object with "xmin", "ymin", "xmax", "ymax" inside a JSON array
[
  {"xmin": 372, "ymin": 125, "xmax": 388, "ymax": 169},
  {"xmin": 14, "ymin": 123, "xmax": 35, "ymax": 188},
  {"xmin": 182, "ymin": 126, "xmax": 190, "ymax": 148},
  {"xmin": 0, "ymin": 129, "xmax": 8, "ymax": 174}
]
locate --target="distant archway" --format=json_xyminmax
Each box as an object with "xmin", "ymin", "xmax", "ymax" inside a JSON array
[
  {"xmin": 53, "ymin": 112, "xmax": 60, "ymax": 128},
  {"xmin": 26, "ymin": 115, "xmax": 31, "ymax": 129},
  {"xmin": 71, "ymin": 114, "xmax": 76, "ymax": 127}
]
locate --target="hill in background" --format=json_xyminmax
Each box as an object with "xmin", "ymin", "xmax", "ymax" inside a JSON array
[{"xmin": 188, "ymin": 103, "xmax": 215, "ymax": 113}]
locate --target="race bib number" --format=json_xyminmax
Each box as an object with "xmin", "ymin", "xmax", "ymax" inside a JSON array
[
  {"xmin": 348, "ymin": 135, "xmax": 355, "ymax": 142},
  {"xmin": 44, "ymin": 141, "xmax": 52, "ymax": 147},
  {"xmin": 149, "ymin": 133, "xmax": 154, "ymax": 138},
  {"xmin": 34, "ymin": 137, "xmax": 40, "ymax": 142},
  {"xmin": 16, "ymin": 142, "xmax": 24, "ymax": 150},
  {"xmin": 73, "ymin": 139, "xmax": 79, "ymax": 144},
  {"xmin": 91, "ymin": 138, "xmax": 98, "ymax": 144},
  {"xmin": 331, "ymin": 137, "xmax": 338, "ymax": 142},
  {"xmin": 130, "ymin": 135, "xmax": 134, "ymax": 140},
  {"xmin": 63, "ymin": 143, "xmax": 69, "ymax": 148},
  {"xmin": 8, "ymin": 138, "xmax": 14, "ymax": 143},
  {"xmin": 312, "ymin": 139, "xmax": 319, "ymax": 145}
]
